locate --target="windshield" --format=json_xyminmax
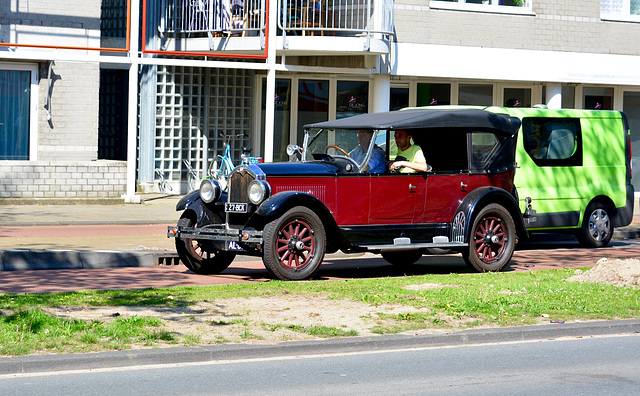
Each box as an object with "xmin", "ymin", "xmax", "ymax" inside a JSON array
[{"xmin": 305, "ymin": 128, "xmax": 384, "ymax": 171}]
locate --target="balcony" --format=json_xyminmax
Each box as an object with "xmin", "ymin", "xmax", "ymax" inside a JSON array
[{"xmin": 154, "ymin": 0, "xmax": 394, "ymax": 56}]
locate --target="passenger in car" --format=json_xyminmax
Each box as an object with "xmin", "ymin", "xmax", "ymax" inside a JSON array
[
  {"xmin": 349, "ymin": 129, "xmax": 386, "ymax": 173},
  {"xmin": 389, "ymin": 129, "xmax": 429, "ymax": 173}
]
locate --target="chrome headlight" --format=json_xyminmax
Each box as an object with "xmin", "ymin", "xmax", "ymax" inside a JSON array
[
  {"xmin": 200, "ymin": 178, "xmax": 222, "ymax": 204},
  {"xmin": 248, "ymin": 180, "xmax": 271, "ymax": 205}
]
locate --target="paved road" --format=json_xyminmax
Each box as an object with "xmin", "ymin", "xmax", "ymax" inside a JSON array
[
  {"xmin": 1, "ymin": 240, "xmax": 639, "ymax": 294},
  {"xmin": 2, "ymin": 333, "xmax": 639, "ymax": 395}
]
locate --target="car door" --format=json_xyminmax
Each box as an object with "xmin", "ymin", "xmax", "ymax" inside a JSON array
[{"xmin": 369, "ymin": 173, "xmax": 426, "ymax": 224}]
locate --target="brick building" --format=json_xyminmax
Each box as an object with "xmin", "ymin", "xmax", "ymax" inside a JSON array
[{"xmin": 1, "ymin": 0, "xmax": 639, "ymax": 200}]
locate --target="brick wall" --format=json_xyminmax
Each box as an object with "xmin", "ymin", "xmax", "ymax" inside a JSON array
[
  {"xmin": 38, "ymin": 61, "xmax": 100, "ymax": 162},
  {"xmin": 0, "ymin": 161, "xmax": 127, "ymax": 200},
  {"xmin": 394, "ymin": 0, "xmax": 640, "ymax": 56}
]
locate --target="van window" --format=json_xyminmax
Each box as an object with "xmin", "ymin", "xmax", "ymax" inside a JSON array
[{"xmin": 522, "ymin": 118, "xmax": 582, "ymax": 166}]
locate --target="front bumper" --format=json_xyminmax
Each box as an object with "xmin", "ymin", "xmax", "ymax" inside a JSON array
[{"xmin": 168, "ymin": 225, "xmax": 263, "ymax": 245}]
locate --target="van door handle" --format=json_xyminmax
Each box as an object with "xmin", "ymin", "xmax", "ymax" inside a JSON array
[
  {"xmin": 409, "ymin": 184, "xmax": 417, "ymax": 192},
  {"xmin": 460, "ymin": 182, "xmax": 467, "ymax": 191}
]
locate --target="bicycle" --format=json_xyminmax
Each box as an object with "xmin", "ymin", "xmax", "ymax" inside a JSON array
[
  {"xmin": 154, "ymin": 168, "xmax": 173, "ymax": 194},
  {"xmin": 208, "ymin": 132, "xmax": 263, "ymax": 190},
  {"xmin": 182, "ymin": 159, "xmax": 200, "ymax": 193}
]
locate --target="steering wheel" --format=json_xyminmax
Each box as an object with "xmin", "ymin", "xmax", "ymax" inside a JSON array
[{"xmin": 325, "ymin": 145, "xmax": 351, "ymax": 157}]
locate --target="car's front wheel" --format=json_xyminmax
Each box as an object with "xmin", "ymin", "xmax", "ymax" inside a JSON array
[
  {"xmin": 175, "ymin": 216, "xmax": 236, "ymax": 274},
  {"xmin": 463, "ymin": 204, "xmax": 516, "ymax": 272},
  {"xmin": 577, "ymin": 201, "xmax": 613, "ymax": 248},
  {"xmin": 263, "ymin": 206, "xmax": 326, "ymax": 281}
]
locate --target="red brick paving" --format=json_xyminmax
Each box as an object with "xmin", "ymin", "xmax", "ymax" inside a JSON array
[{"xmin": 1, "ymin": 245, "xmax": 639, "ymax": 294}]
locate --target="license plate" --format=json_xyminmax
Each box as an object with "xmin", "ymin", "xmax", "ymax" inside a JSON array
[
  {"xmin": 227, "ymin": 241, "xmax": 245, "ymax": 251},
  {"xmin": 225, "ymin": 203, "xmax": 247, "ymax": 213}
]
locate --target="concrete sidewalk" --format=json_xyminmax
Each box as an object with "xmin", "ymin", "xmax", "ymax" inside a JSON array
[
  {"xmin": 1, "ymin": 193, "xmax": 639, "ymax": 271},
  {"xmin": 0, "ymin": 194, "xmax": 183, "ymax": 271}
]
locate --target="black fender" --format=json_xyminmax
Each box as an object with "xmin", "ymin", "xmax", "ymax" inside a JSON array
[
  {"xmin": 254, "ymin": 191, "xmax": 344, "ymax": 251},
  {"xmin": 175, "ymin": 190, "xmax": 226, "ymax": 226},
  {"xmin": 453, "ymin": 186, "xmax": 528, "ymax": 244},
  {"xmin": 176, "ymin": 190, "xmax": 201, "ymax": 212}
]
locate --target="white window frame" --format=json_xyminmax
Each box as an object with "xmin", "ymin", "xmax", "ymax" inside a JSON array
[
  {"xmin": 0, "ymin": 62, "xmax": 39, "ymax": 161},
  {"xmin": 601, "ymin": 0, "xmax": 640, "ymax": 23},
  {"xmin": 429, "ymin": 0, "xmax": 533, "ymax": 15}
]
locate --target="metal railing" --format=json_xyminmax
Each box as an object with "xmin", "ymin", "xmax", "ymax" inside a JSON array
[
  {"xmin": 160, "ymin": 0, "xmax": 265, "ymax": 36},
  {"xmin": 279, "ymin": 0, "xmax": 394, "ymax": 36},
  {"xmin": 159, "ymin": 0, "xmax": 394, "ymax": 38}
]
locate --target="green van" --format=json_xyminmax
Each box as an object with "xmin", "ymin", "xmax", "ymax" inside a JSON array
[{"xmin": 494, "ymin": 107, "xmax": 634, "ymax": 247}]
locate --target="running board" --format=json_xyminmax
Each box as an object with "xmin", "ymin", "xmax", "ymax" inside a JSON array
[{"xmin": 356, "ymin": 242, "xmax": 467, "ymax": 252}]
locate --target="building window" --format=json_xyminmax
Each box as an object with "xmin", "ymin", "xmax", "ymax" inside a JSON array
[
  {"xmin": 602, "ymin": 0, "xmax": 640, "ymax": 20},
  {"xmin": 430, "ymin": 0, "xmax": 531, "ymax": 11},
  {"xmin": 262, "ymin": 79, "xmax": 292, "ymax": 162},
  {"xmin": 99, "ymin": 69, "xmax": 128, "ymax": 160},
  {"xmin": 297, "ymin": 80, "xmax": 329, "ymax": 143},
  {"xmin": 336, "ymin": 81, "xmax": 369, "ymax": 119},
  {"xmin": 503, "ymin": 88, "xmax": 531, "ymax": 107},
  {"xmin": 0, "ymin": 70, "xmax": 31, "ymax": 160},
  {"xmin": 459, "ymin": 84, "xmax": 493, "ymax": 106},
  {"xmin": 623, "ymin": 91, "xmax": 640, "ymax": 193},
  {"xmin": 583, "ymin": 87, "xmax": 614, "ymax": 110},
  {"xmin": 390, "ymin": 86, "xmax": 410, "ymax": 110},
  {"xmin": 101, "ymin": 0, "xmax": 128, "ymax": 39},
  {"xmin": 417, "ymin": 83, "xmax": 451, "ymax": 106}
]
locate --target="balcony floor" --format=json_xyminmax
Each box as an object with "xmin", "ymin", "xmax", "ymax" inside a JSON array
[{"xmin": 161, "ymin": 35, "xmax": 390, "ymax": 56}]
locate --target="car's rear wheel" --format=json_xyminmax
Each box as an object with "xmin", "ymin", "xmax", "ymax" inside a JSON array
[
  {"xmin": 463, "ymin": 204, "xmax": 516, "ymax": 272},
  {"xmin": 175, "ymin": 216, "xmax": 236, "ymax": 274},
  {"xmin": 381, "ymin": 250, "xmax": 423, "ymax": 268},
  {"xmin": 577, "ymin": 201, "xmax": 613, "ymax": 248},
  {"xmin": 263, "ymin": 206, "xmax": 326, "ymax": 281}
]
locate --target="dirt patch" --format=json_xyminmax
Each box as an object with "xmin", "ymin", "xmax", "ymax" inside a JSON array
[
  {"xmin": 566, "ymin": 258, "xmax": 640, "ymax": 288},
  {"xmin": 33, "ymin": 259, "xmax": 640, "ymax": 350},
  {"xmin": 43, "ymin": 294, "xmax": 452, "ymax": 346}
]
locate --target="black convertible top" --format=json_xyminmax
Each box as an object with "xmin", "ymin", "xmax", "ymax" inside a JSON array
[{"xmin": 304, "ymin": 107, "xmax": 522, "ymax": 136}]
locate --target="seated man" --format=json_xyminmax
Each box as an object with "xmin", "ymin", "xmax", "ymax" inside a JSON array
[
  {"xmin": 349, "ymin": 129, "xmax": 386, "ymax": 173},
  {"xmin": 389, "ymin": 129, "xmax": 429, "ymax": 173}
]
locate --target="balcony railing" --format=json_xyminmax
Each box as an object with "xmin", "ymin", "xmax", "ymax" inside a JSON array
[
  {"xmin": 159, "ymin": 0, "xmax": 394, "ymax": 38},
  {"xmin": 160, "ymin": 0, "xmax": 263, "ymax": 36}
]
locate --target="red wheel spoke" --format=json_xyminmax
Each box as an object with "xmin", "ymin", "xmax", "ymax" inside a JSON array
[
  {"xmin": 292, "ymin": 254, "xmax": 300, "ymax": 268},
  {"xmin": 277, "ymin": 245, "xmax": 289, "ymax": 254}
]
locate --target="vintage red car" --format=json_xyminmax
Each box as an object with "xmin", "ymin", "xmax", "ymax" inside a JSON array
[{"xmin": 168, "ymin": 107, "xmax": 526, "ymax": 280}]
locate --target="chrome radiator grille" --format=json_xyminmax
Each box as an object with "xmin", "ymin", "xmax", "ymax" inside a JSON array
[{"xmin": 227, "ymin": 170, "xmax": 254, "ymax": 203}]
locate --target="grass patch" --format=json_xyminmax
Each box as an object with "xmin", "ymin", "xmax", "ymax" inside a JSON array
[
  {"xmin": 0, "ymin": 267, "xmax": 638, "ymax": 355},
  {"xmin": 0, "ymin": 309, "xmax": 171, "ymax": 355},
  {"xmin": 285, "ymin": 324, "xmax": 358, "ymax": 338}
]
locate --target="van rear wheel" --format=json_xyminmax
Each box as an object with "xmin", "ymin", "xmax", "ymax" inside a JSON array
[{"xmin": 577, "ymin": 202, "xmax": 613, "ymax": 248}]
